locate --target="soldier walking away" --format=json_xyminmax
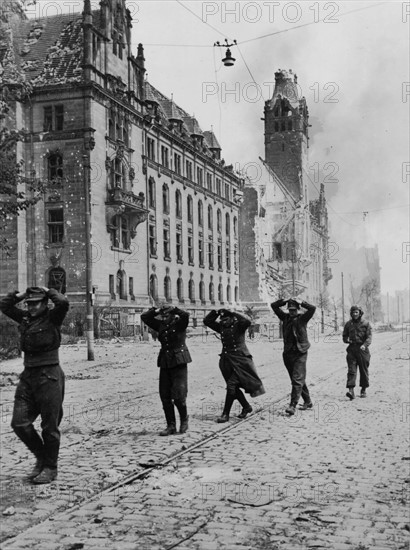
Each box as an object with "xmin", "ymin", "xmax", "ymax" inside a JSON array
[
  {"xmin": 0, "ymin": 287, "xmax": 69, "ymax": 484},
  {"xmin": 141, "ymin": 306, "xmax": 191, "ymax": 435},
  {"xmin": 271, "ymin": 298, "xmax": 316, "ymax": 415},
  {"xmin": 203, "ymin": 309, "xmax": 265, "ymax": 423},
  {"xmin": 343, "ymin": 305, "xmax": 372, "ymax": 400}
]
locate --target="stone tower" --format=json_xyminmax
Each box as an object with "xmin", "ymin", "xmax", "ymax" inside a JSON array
[{"xmin": 264, "ymin": 69, "xmax": 309, "ymax": 201}]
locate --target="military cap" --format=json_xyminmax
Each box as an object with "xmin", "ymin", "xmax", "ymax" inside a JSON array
[{"xmin": 25, "ymin": 287, "xmax": 48, "ymax": 302}]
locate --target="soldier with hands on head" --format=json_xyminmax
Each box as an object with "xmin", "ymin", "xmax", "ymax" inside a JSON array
[
  {"xmin": 203, "ymin": 308, "xmax": 265, "ymax": 423},
  {"xmin": 343, "ymin": 305, "xmax": 372, "ymax": 400},
  {"xmin": 271, "ymin": 297, "xmax": 316, "ymax": 415},
  {"xmin": 141, "ymin": 305, "xmax": 191, "ymax": 435},
  {"xmin": 0, "ymin": 286, "xmax": 69, "ymax": 484}
]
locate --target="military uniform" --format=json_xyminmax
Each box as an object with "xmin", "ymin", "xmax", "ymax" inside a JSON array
[
  {"xmin": 204, "ymin": 310, "xmax": 265, "ymax": 422},
  {"xmin": 141, "ymin": 306, "xmax": 192, "ymax": 434},
  {"xmin": 271, "ymin": 299, "xmax": 316, "ymax": 413},
  {"xmin": 0, "ymin": 287, "xmax": 69, "ymax": 483},
  {"xmin": 343, "ymin": 306, "xmax": 372, "ymax": 398}
]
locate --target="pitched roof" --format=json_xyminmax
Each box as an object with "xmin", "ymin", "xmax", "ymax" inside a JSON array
[{"xmin": 10, "ymin": 12, "xmax": 84, "ymax": 86}]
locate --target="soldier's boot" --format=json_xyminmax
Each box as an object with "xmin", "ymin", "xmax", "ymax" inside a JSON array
[
  {"xmin": 175, "ymin": 401, "xmax": 189, "ymax": 434},
  {"xmin": 235, "ymin": 388, "xmax": 252, "ymax": 418},
  {"xmin": 160, "ymin": 401, "xmax": 177, "ymax": 436},
  {"xmin": 32, "ymin": 467, "xmax": 57, "ymax": 484},
  {"xmin": 28, "ymin": 457, "xmax": 44, "ymax": 480},
  {"xmin": 217, "ymin": 393, "xmax": 235, "ymax": 423}
]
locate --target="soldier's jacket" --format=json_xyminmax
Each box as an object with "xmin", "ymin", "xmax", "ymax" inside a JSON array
[
  {"xmin": 203, "ymin": 310, "xmax": 251, "ymax": 355},
  {"xmin": 0, "ymin": 289, "xmax": 69, "ymax": 367},
  {"xmin": 141, "ymin": 307, "xmax": 192, "ymax": 369},
  {"xmin": 343, "ymin": 319, "xmax": 372, "ymax": 347},
  {"xmin": 271, "ymin": 299, "xmax": 316, "ymax": 353}
]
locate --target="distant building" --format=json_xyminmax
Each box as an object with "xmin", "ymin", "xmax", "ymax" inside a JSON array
[
  {"xmin": 0, "ymin": 0, "xmax": 244, "ymax": 322},
  {"xmin": 239, "ymin": 69, "xmax": 331, "ymax": 313}
]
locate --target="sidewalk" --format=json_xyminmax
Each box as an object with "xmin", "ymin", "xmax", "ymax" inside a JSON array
[{"xmin": 1, "ymin": 331, "xmax": 409, "ymax": 549}]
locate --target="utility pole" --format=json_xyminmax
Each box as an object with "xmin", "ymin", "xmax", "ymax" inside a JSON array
[
  {"xmin": 83, "ymin": 153, "xmax": 94, "ymax": 361},
  {"xmin": 341, "ymin": 272, "xmax": 345, "ymax": 326}
]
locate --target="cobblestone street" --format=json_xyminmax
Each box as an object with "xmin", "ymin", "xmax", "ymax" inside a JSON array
[{"xmin": 0, "ymin": 330, "xmax": 409, "ymax": 549}]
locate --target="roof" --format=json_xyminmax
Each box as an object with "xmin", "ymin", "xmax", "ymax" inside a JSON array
[{"xmin": 9, "ymin": 11, "xmax": 84, "ymax": 86}]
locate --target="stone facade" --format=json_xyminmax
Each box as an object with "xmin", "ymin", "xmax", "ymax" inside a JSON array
[{"xmin": 0, "ymin": 0, "xmax": 244, "ymax": 324}]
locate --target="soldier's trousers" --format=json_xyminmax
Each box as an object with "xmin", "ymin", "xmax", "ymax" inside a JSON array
[
  {"xmin": 346, "ymin": 344, "xmax": 370, "ymax": 389},
  {"xmin": 283, "ymin": 350, "xmax": 311, "ymax": 406},
  {"xmin": 11, "ymin": 365, "xmax": 65, "ymax": 469},
  {"xmin": 159, "ymin": 364, "xmax": 188, "ymax": 425}
]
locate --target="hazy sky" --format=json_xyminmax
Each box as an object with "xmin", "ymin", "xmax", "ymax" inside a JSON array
[{"xmin": 29, "ymin": 1, "xmax": 410, "ymax": 295}]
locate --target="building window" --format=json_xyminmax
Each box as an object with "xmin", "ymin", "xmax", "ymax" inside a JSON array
[
  {"xmin": 148, "ymin": 177, "xmax": 156, "ymax": 208},
  {"xmin": 174, "ymin": 153, "xmax": 182, "ymax": 175},
  {"xmin": 175, "ymin": 190, "xmax": 182, "ymax": 219},
  {"xmin": 234, "ymin": 248, "xmax": 238, "ymax": 272},
  {"xmin": 162, "ymin": 184, "xmax": 170, "ymax": 214},
  {"xmin": 187, "ymin": 196, "xmax": 193, "ymax": 223},
  {"xmin": 226, "ymin": 245, "xmax": 231, "ymax": 271},
  {"xmin": 43, "ymin": 105, "xmax": 64, "ymax": 132},
  {"xmin": 188, "ymin": 278, "xmax": 195, "ymax": 302},
  {"xmin": 117, "ymin": 269, "xmax": 127, "ymax": 300},
  {"xmin": 48, "ymin": 152, "xmax": 63, "ymax": 181},
  {"xmin": 161, "ymin": 146, "xmax": 169, "ymax": 167},
  {"xmin": 233, "ymin": 216, "xmax": 238, "ymax": 238},
  {"xmin": 198, "ymin": 200, "xmax": 203, "ymax": 227},
  {"xmin": 163, "ymin": 228, "xmax": 171, "ymax": 259},
  {"xmin": 118, "ymin": 34, "xmax": 123, "ymax": 60},
  {"xmin": 226, "ymin": 284, "xmax": 231, "ymax": 303},
  {"xmin": 208, "ymin": 205, "xmax": 213, "ymax": 231},
  {"xmin": 208, "ymin": 242, "xmax": 214, "ymax": 269},
  {"xmin": 199, "ymin": 237, "xmax": 204, "ymax": 266},
  {"xmin": 199, "ymin": 280, "xmax": 205, "ymax": 303},
  {"xmin": 177, "ymin": 276, "xmax": 184, "ymax": 302},
  {"xmin": 209, "ymin": 281, "xmax": 215, "ymax": 302},
  {"xmin": 149, "ymin": 274, "xmax": 158, "ymax": 301},
  {"xmin": 196, "ymin": 166, "xmax": 203, "ymax": 186},
  {"xmin": 188, "ymin": 235, "xmax": 194, "ymax": 264},
  {"xmin": 176, "ymin": 229, "xmax": 183, "ymax": 262},
  {"xmin": 234, "ymin": 285, "xmax": 239, "ymax": 302},
  {"xmin": 186, "ymin": 160, "xmax": 193, "ymax": 180},
  {"xmin": 47, "ymin": 208, "xmax": 64, "ymax": 243},
  {"xmin": 206, "ymin": 173, "xmax": 213, "ymax": 192},
  {"xmin": 109, "ymin": 274, "xmax": 115, "ymax": 299},
  {"xmin": 164, "ymin": 275, "xmax": 172, "ymax": 302},
  {"xmin": 218, "ymin": 282, "xmax": 223, "ymax": 303},
  {"xmin": 217, "ymin": 209, "xmax": 222, "ymax": 233},
  {"xmin": 217, "ymin": 243, "xmax": 223, "ymax": 270},
  {"xmin": 129, "ymin": 277, "xmax": 135, "ymax": 300},
  {"xmin": 149, "ymin": 223, "xmax": 157, "ymax": 256},
  {"xmin": 110, "ymin": 158, "xmax": 125, "ymax": 189},
  {"xmin": 111, "ymin": 215, "xmax": 130, "ymax": 250},
  {"xmin": 225, "ymin": 183, "xmax": 230, "ymax": 200},
  {"xmin": 216, "ymin": 177, "xmax": 221, "ymax": 196},
  {"xmin": 147, "ymin": 137, "xmax": 155, "ymax": 160},
  {"xmin": 225, "ymin": 213, "xmax": 230, "ymax": 237}
]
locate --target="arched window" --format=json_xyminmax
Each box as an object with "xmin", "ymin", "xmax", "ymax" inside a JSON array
[
  {"xmin": 149, "ymin": 274, "xmax": 158, "ymax": 301},
  {"xmin": 217, "ymin": 209, "xmax": 222, "ymax": 233},
  {"xmin": 177, "ymin": 276, "xmax": 184, "ymax": 302},
  {"xmin": 225, "ymin": 213, "xmax": 230, "ymax": 237},
  {"xmin": 208, "ymin": 205, "xmax": 213, "ymax": 231},
  {"xmin": 175, "ymin": 189, "xmax": 182, "ymax": 218},
  {"xmin": 209, "ymin": 281, "xmax": 215, "ymax": 302},
  {"xmin": 48, "ymin": 152, "xmax": 63, "ymax": 181},
  {"xmin": 234, "ymin": 285, "xmax": 239, "ymax": 302},
  {"xmin": 198, "ymin": 200, "xmax": 203, "ymax": 226},
  {"xmin": 218, "ymin": 282, "xmax": 223, "ymax": 303},
  {"xmin": 226, "ymin": 283, "xmax": 231, "ymax": 303},
  {"xmin": 162, "ymin": 184, "xmax": 170, "ymax": 214},
  {"xmin": 187, "ymin": 195, "xmax": 193, "ymax": 223},
  {"xmin": 199, "ymin": 279, "xmax": 205, "ymax": 303},
  {"xmin": 188, "ymin": 278, "xmax": 195, "ymax": 302},
  {"xmin": 148, "ymin": 177, "xmax": 156, "ymax": 208},
  {"xmin": 233, "ymin": 217, "xmax": 238, "ymax": 238},
  {"xmin": 164, "ymin": 275, "xmax": 172, "ymax": 302},
  {"xmin": 116, "ymin": 269, "xmax": 127, "ymax": 300}
]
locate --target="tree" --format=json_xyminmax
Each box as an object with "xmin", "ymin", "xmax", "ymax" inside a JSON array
[{"xmin": 0, "ymin": 0, "xmax": 41, "ymax": 253}]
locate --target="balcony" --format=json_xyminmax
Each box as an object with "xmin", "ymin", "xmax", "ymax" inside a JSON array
[{"xmin": 106, "ymin": 187, "xmax": 149, "ymax": 238}]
